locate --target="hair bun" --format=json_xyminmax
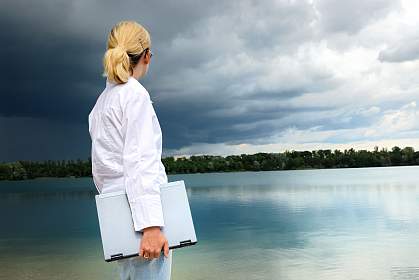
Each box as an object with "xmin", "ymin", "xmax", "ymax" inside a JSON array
[{"xmin": 113, "ymin": 45, "xmax": 126, "ymax": 53}]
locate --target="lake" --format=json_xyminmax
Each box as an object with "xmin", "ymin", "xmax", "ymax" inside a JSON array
[{"xmin": 1, "ymin": 166, "xmax": 419, "ymax": 279}]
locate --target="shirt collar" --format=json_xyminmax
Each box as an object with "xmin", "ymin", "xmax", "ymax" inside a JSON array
[{"xmin": 105, "ymin": 77, "xmax": 115, "ymax": 88}]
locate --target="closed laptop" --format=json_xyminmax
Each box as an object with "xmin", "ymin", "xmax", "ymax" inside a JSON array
[{"xmin": 95, "ymin": 180, "xmax": 197, "ymax": 262}]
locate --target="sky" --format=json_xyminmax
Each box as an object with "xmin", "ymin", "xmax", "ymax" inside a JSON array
[{"xmin": 1, "ymin": 0, "xmax": 419, "ymax": 161}]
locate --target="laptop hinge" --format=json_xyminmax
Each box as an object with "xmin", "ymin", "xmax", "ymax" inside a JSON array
[
  {"xmin": 180, "ymin": 239, "xmax": 192, "ymax": 246},
  {"xmin": 111, "ymin": 253, "xmax": 123, "ymax": 260}
]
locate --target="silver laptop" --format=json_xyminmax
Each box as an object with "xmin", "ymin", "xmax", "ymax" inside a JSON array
[{"xmin": 95, "ymin": 180, "xmax": 197, "ymax": 262}]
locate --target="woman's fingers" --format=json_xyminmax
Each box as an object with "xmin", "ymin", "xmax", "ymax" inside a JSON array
[
  {"xmin": 152, "ymin": 248, "xmax": 159, "ymax": 259},
  {"xmin": 140, "ymin": 247, "xmax": 159, "ymax": 260},
  {"xmin": 138, "ymin": 231, "xmax": 168, "ymax": 260},
  {"xmin": 139, "ymin": 243, "xmax": 151, "ymax": 259},
  {"xmin": 138, "ymin": 246, "xmax": 143, "ymax": 258},
  {"xmin": 163, "ymin": 240, "xmax": 169, "ymax": 257}
]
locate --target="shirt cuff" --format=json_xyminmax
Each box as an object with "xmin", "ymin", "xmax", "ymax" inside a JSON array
[{"xmin": 128, "ymin": 194, "xmax": 165, "ymax": 232}]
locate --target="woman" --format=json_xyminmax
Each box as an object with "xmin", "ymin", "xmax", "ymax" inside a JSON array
[{"xmin": 88, "ymin": 20, "xmax": 172, "ymax": 279}]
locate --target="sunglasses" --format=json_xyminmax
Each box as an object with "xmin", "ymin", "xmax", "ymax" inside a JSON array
[{"xmin": 127, "ymin": 48, "xmax": 153, "ymax": 60}]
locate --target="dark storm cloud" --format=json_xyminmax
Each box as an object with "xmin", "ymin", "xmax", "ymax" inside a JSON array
[
  {"xmin": 0, "ymin": 0, "xmax": 234, "ymax": 157},
  {"xmin": 1, "ymin": 0, "xmax": 330, "ymax": 154},
  {"xmin": 0, "ymin": 0, "xmax": 224, "ymax": 121},
  {"xmin": 0, "ymin": 116, "xmax": 89, "ymax": 161},
  {"xmin": 0, "ymin": 0, "xmax": 415, "ymax": 160},
  {"xmin": 0, "ymin": 2, "xmax": 101, "ymax": 122}
]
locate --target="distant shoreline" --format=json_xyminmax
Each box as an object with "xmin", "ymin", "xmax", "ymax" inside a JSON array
[
  {"xmin": 1, "ymin": 146, "xmax": 418, "ymax": 181},
  {"xmin": 12, "ymin": 165, "xmax": 419, "ymax": 181}
]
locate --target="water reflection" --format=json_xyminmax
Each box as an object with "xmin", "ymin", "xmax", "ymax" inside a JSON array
[{"xmin": 1, "ymin": 166, "xmax": 419, "ymax": 280}]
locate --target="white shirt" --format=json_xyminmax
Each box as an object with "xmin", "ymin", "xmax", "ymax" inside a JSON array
[{"xmin": 88, "ymin": 76, "xmax": 168, "ymax": 232}]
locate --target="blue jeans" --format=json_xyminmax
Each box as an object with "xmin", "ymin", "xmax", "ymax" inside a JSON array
[{"xmin": 117, "ymin": 250, "xmax": 173, "ymax": 280}]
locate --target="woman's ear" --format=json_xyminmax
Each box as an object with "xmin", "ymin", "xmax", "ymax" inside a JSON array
[
  {"xmin": 144, "ymin": 51, "xmax": 151, "ymax": 65},
  {"xmin": 142, "ymin": 51, "xmax": 150, "ymax": 64}
]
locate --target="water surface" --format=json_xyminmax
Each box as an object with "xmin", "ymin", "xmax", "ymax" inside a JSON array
[{"xmin": 1, "ymin": 166, "xmax": 419, "ymax": 279}]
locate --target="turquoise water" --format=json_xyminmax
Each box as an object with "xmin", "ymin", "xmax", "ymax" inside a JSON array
[{"xmin": 1, "ymin": 166, "xmax": 419, "ymax": 279}]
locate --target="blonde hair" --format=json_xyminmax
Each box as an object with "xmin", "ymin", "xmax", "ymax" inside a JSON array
[{"xmin": 102, "ymin": 20, "xmax": 151, "ymax": 84}]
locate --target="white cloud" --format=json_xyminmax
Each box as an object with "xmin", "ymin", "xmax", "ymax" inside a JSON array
[
  {"xmin": 379, "ymin": 37, "xmax": 419, "ymax": 62},
  {"xmin": 364, "ymin": 101, "xmax": 419, "ymax": 137},
  {"xmin": 164, "ymin": 138, "xmax": 419, "ymax": 158}
]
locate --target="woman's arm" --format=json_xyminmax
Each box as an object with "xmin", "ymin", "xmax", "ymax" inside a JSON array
[{"xmin": 121, "ymin": 89, "xmax": 165, "ymax": 233}]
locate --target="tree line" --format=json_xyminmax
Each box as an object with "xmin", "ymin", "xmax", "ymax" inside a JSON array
[{"xmin": 1, "ymin": 146, "xmax": 418, "ymax": 180}]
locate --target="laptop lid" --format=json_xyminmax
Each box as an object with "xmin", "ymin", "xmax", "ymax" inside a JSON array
[{"xmin": 95, "ymin": 180, "xmax": 197, "ymax": 262}]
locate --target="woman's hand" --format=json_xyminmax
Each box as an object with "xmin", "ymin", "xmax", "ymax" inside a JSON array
[{"xmin": 139, "ymin": 226, "xmax": 169, "ymax": 260}]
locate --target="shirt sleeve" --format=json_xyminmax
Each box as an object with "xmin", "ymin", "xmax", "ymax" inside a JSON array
[{"xmin": 121, "ymin": 90, "xmax": 165, "ymax": 232}]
